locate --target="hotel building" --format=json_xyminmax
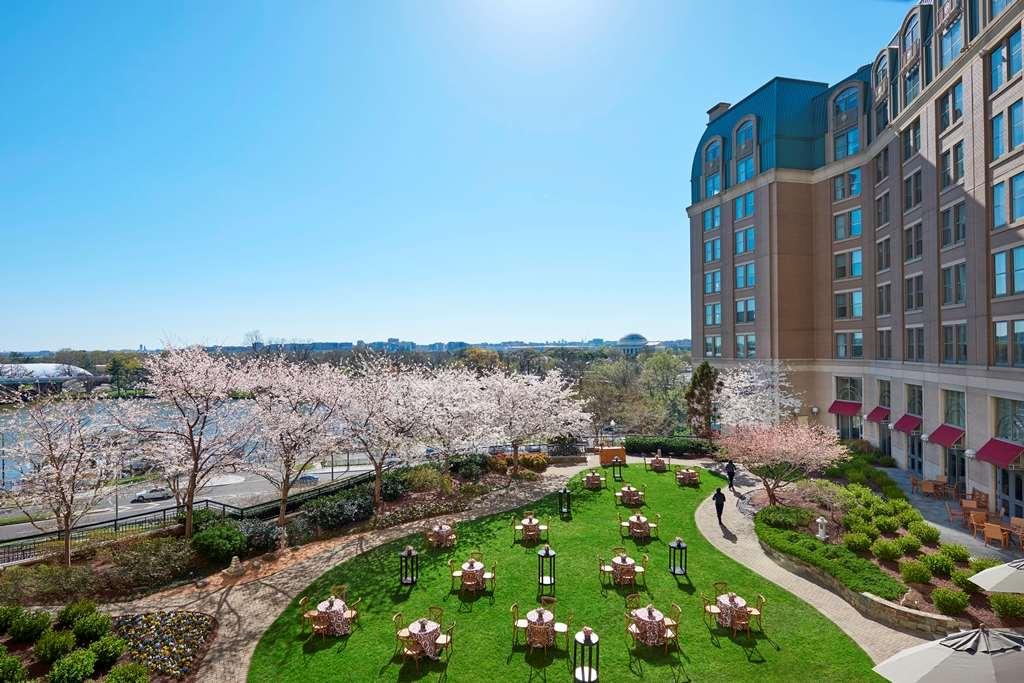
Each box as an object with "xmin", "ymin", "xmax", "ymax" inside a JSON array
[{"xmin": 687, "ymin": 0, "xmax": 1024, "ymax": 517}]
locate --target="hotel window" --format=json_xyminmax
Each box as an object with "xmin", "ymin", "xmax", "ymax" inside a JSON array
[
  {"xmin": 942, "ymin": 262, "xmax": 967, "ymax": 305},
  {"xmin": 736, "ymin": 120, "xmax": 754, "ymax": 149},
  {"xmin": 993, "ymin": 246, "xmax": 1024, "ymax": 296},
  {"xmin": 834, "ymin": 290, "xmax": 862, "ymax": 319},
  {"xmin": 940, "ymin": 17, "xmax": 963, "ymax": 70},
  {"xmin": 904, "ymin": 170, "xmax": 922, "ymax": 210},
  {"xmin": 703, "ymin": 335, "xmax": 723, "ymax": 358},
  {"xmin": 877, "ymin": 282, "xmax": 892, "ymax": 316},
  {"xmin": 1013, "ymin": 172, "xmax": 1024, "ymax": 222},
  {"xmin": 834, "ymin": 128, "xmax": 859, "ymax": 160},
  {"xmin": 879, "ymin": 380, "xmax": 891, "ymax": 407},
  {"xmin": 875, "ymin": 192, "xmax": 890, "ymax": 226},
  {"xmin": 940, "ymin": 202, "xmax": 967, "ymax": 247},
  {"xmin": 703, "ymin": 302, "xmax": 722, "ymax": 326},
  {"xmin": 735, "ymin": 334, "xmax": 756, "ymax": 359},
  {"xmin": 903, "ymin": 120, "xmax": 921, "ymax": 160},
  {"xmin": 876, "ymin": 102, "xmax": 889, "ymax": 135},
  {"xmin": 995, "ymin": 397, "xmax": 1024, "ymax": 443},
  {"xmin": 834, "ymin": 332, "xmax": 863, "ymax": 359},
  {"xmin": 703, "ymin": 238, "xmax": 721, "ymax": 263},
  {"xmin": 942, "ymin": 324, "xmax": 969, "ymax": 365},
  {"xmin": 939, "ymin": 81, "xmax": 964, "ymax": 131},
  {"xmin": 906, "ymin": 327, "xmax": 925, "ymax": 362},
  {"xmin": 904, "ymin": 66, "xmax": 920, "ymax": 105},
  {"xmin": 834, "ymin": 208, "xmax": 862, "ymax": 241},
  {"xmin": 995, "ymin": 321, "xmax": 1012, "ymax": 365},
  {"xmin": 877, "ymin": 329, "xmax": 893, "ymax": 359},
  {"xmin": 903, "ymin": 222, "xmax": 923, "ymax": 262},
  {"xmin": 836, "ymin": 376, "xmax": 863, "ymax": 401},
  {"xmin": 834, "ymin": 249, "xmax": 862, "ymax": 279},
  {"xmin": 734, "ymin": 262, "xmax": 755, "ymax": 289},
  {"xmin": 877, "ymin": 238, "xmax": 891, "ymax": 272},
  {"xmin": 702, "ymin": 206, "xmax": 720, "ymax": 231},
  {"xmin": 1016, "ymin": 320, "xmax": 1024, "ymax": 366},
  {"xmin": 734, "ymin": 226, "xmax": 756, "ymax": 255},
  {"xmin": 874, "ymin": 147, "xmax": 890, "ymax": 181},
  {"xmin": 907, "ymin": 383, "xmax": 923, "ymax": 415},
  {"xmin": 703, "ymin": 269, "xmax": 721, "ymax": 294},
  {"xmin": 735, "ymin": 298, "xmax": 756, "ymax": 323},
  {"xmin": 1012, "ymin": 100, "xmax": 1024, "ymax": 149},
  {"xmin": 994, "ymin": 181, "xmax": 1008, "ymax": 228},
  {"xmin": 992, "ymin": 0, "xmax": 1011, "ymax": 19},
  {"xmin": 944, "ymin": 390, "xmax": 966, "ymax": 427},
  {"xmin": 905, "ymin": 274, "xmax": 924, "ymax": 311},
  {"xmin": 705, "ymin": 173, "xmax": 720, "ymax": 199},
  {"xmin": 940, "ymin": 141, "xmax": 964, "ymax": 188},
  {"xmin": 990, "ymin": 28, "xmax": 1022, "ymax": 93},
  {"xmin": 993, "ymin": 112, "xmax": 1006, "ymax": 159},
  {"xmin": 734, "ymin": 191, "xmax": 755, "ymax": 219},
  {"xmin": 736, "ymin": 156, "xmax": 755, "ymax": 183},
  {"xmin": 833, "ymin": 169, "xmax": 862, "ymax": 201}
]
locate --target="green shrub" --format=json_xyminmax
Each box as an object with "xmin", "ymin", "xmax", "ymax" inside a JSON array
[
  {"xmin": 0, "ymin": 564, "xmax": 97, "ymax": 606},
  {"xmin": 380, "ymin": 469, "xmax": 409, "ymax": 501},
  {"xmin": 9, "ymin": 610, "xmax": 50, "ymax": 643},
  {"xmin": 623, "ymin": 436, "xmax": 710, "ymax": 457},
  {"xmin": 0, "ymin": 606, "xmax": 25, "ymax": 634},
  {"xmin": 56, "ymin": 600, "xmax": 97, "ymax": 630},
  {"xmin": 907, "ymin": 522, "xmax": 940, "ymax": 545},
  {"xmin": 890, "ymin": 498, "xmax": 914, "ymax": 514},
  {"xmin": 519, "ymin": 453, "xmax": 549, "ymax": 472},
  {"xmin": 89, "ymin": 634, "xmax": 126, "ymax": 669},
  {"xmin": 846, "ymin": 470, "xmax": 867, "ymax": 486},
  {"xmin": 302, "ymin": 484, "xmax": 374, "ymax": 529},
  {"xmin": 969, "ymin": 556, "xmax": 1003, "ymax": 573},
  {"xmin": 547, "ymin": 436, "xmax": 581, "ymax": 459},
  {"xmin": 950, "ymin": 569, "xmax": 982, "ymax": 594},
  {"xmin": 938, "ymin": 543, "xmax": 971, "ymax": 564},
  {"xmin": 177, "ymin": 508, "xmax": 229, "ymax": 534},
  {"xmin": 880, "ymin": 483, "xmax": 907, "ymax": 500},
  {"xmin": 72, "ymin": 611, "xmax": 111, "ymax": 645},
  {"xmin": 754, "ymin": 515, "xmax": 906, "ymax": 600},
  {"xmin": 990, "ymin": 593, "xmax": 1024, "ymax": 619},
  {"xmin": 458, "ymin": 482, "xmax": 490, "ymax": 499},
  {"xmin": 191, "ymin": 524, "xmax": 247, "ymax": 566},
  {"xmin": 874, "ymin": 516, "xmax": 900, "ymax": 534},
  {"xmin": 34, "ymin": 629, "xmax": 76, "ymax": 665},
  {"xmin": 896, "ymin": 534, "xmax": 921, "ymax": 556},
  {"xmin": 850, "ymin": 523, "xmax": 881, "ymax": 541},
  {"xmin": 237, "ymin": 518, "xmax": 279, "ymax": 554},
  {"xmin": 899, "ymin": 560, "xmax": 932, "ymax": 584},
  {"xmin": 48, "ymin": 648, "xmax": 97, "ymax": 683},
  {"xmin": 405, "ymin": 466, "xmax": 445, "ymax": 492},
  {"xmin": 0, "ymin": 652, "xmax": 26, "ymax": 682},
  {"xmin": 284, "ymin": 516, "xmax": 314, "ymax": 547},
  {"xmin": 842, "ymin": 533, "xmax": 872, "ymax": 553},
  {"xmin": 870, "ymin": 500, "xmax": 895, "ymax": 518},
  {"xmin": 759, "ymin": 505, "xmax": 814, "ymax": 530},
  {"xmin": 105, "ymin": 662, "xmax": 150, "ymax": 683},
  {"xmin": 921, "ymin": 552, "xmax": 955, "ymax": 578},
  {"xmin": 896, "ymin": 508, "xmax": 924, "ymax": 527},
  {"xmin": 106, "ymin": 537, "xmax": 193, "ymax": 591},
  {"xmin": 931, "ymin": 587, "xmax": 970, "ymax": 615},
  {"xmin": 870, "ymin": 538, "xmax": 901, "ymax": 562}
]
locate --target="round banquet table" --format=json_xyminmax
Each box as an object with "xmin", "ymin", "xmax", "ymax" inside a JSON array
[
  {"xmin": 630, "ymin": 606, "xmax": 665, "ymax": 646},
  {"xmin": 461, "ymin": 559, "xmax": 485, "ymax": 589},
  {"xmin": 317, "ymin": 598, "xmax": 350, "ymax": 635},
  {"xmin": 409, "ymin": 619, "xmax": 441, "ymax": 658},
  {"xmin": 716, "ymin": 594, "xmax": 747, "ymax": 628},
  {"xmin": 611, "ymin": 554, "xmax": 635, "ymax": 583},
  {"xmin": 525, "ymin": 608, "xmax": 555, "ymax": 645}
]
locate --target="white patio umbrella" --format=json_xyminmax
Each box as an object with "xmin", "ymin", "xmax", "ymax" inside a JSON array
[
  {"xmin": 874, "ymin": 628, "xmax": 1024, "ymax": 682},
  {"xmin": 969, "ymin": 558, "xmax": 1024, "ymax": 593}
]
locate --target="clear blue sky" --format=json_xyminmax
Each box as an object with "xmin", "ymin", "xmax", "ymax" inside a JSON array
[{"xmin": 3, "ymin": 0, "xmax": 914, "ymax": 351}]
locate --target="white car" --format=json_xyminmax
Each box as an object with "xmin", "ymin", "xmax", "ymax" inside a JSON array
[{"xmin": 131, "ymin": 486, "xmax": 173, "ymax": 503}]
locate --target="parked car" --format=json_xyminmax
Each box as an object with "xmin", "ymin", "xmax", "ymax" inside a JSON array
[
  {"xmin": 131, "ymin": 486, "xmax": 173, "ymax": 503},
  {"xmin": 295, "ymin": 474, "xmax": 319, "ymax": 486},
  {"xmin": 488, "ymin": 445, "xmax": 508, "ymax": 455},
  {"xmin": 525, "ymin": 444, "xmax": 543, "ymax": 453}
]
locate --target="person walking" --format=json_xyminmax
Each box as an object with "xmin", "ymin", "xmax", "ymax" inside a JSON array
[
  {"xmin": 725, "ymin": 460, "xmax": 737, "ymax": 491},
  {"xmin": 713, "ymin": 487, "xmax": 727, "ymax": 524}
]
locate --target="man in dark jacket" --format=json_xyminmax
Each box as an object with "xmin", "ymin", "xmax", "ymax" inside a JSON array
[
  {"xmin": 725, "ymin": 461, "xmax": 737, "ymax": 491},
  {"xmin": 713, "ymin": 488, "xmax": 727, "ymax": 524}
]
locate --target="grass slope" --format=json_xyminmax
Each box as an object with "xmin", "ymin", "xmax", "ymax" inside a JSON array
[{"xmin": 249, "ymin": 466, "xmax": 880, "ymax": 682}]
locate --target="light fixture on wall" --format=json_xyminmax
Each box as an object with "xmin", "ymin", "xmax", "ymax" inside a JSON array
[
  {"xmin": 862, "ymin": 414, "xmax": 870, "ymax": 421},
  {"xmin": 965, "ymin": 449, "xmax": 976, "ymax": 459},
  {"xmin": 810, "ymin": 406, "xmax": 819, "ymax": 415},
  {"xmin": 921, "ymin": 434, "xmax": 930, "ymax": 443},
  {"xmin": 883, "ymin": 421, "xmax": 891, "ymax": 429}
]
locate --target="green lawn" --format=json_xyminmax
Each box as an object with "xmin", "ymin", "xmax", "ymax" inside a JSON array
[{"xmin": 249, "ymin": 466, "xmax": 881, "ymax": 682}]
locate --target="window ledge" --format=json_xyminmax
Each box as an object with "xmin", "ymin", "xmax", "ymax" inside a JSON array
[
  {"xmin": 940, "ymin": 240, "xmax": 966, "ymax": 253},
  {"xmin": 937, "ymin": 117, "xmax": 964, "ymax": 142},
  {"xmin": 990, "ymin": 144, "xmax": 1024, "ymax": 171},
  {"xmin": 940, "ymin": 181, "xmax": 965, "ymax": 198},
  {"xmin": 989, "ymin": 71, "xmax": 1023, "ymax": 102},
  {"xmin": 940, "ymin": 303, "xmax": 967, "ymax": 310}
]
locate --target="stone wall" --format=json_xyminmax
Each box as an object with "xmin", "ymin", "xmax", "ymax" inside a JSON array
[{"xmin": 758, "ymin": 539, "xmax": 967, "ymax": 636}]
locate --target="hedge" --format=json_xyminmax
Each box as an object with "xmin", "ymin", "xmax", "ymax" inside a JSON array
[
  {"xmin": 754, "ymin": 512, "xmax": 907, "ymax": 601},
  {"xmin": 302, "ymin": 485, "xmax": 374, "ymax": 530},
  {"xmin": 623, "ymin": 436, "xmax": 711, "ymax": 457}
]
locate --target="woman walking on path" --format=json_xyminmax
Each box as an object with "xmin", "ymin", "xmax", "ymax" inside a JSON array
[
  {"xmin": 713, "ymin": 488, "xmax": 726, "ymax": 524},
  {"xmin": 725, "ymin": 461, "xmax": 737, "ymax": 491}
]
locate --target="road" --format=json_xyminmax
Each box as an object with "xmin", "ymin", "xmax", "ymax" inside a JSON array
[{"xmin": 0, "ymin": 461, "xmax": 375, "ymax": 541}]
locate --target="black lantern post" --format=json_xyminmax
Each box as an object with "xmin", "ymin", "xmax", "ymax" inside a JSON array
[
  {"xmin": 668, "ymin": 537, "xmax": 688, "ymax": 577},
  {"xmin": 399, "ymin": 545, "xmax": 419, "ymax": 586},
  {"xmin": 572, "ymin": 627, "xmax": 599, "ymax": 682},
  {"xmin": 558, "ymin": 486, "xmax": 572, "ymax": 518},
  {"xmin": 611, "ymin": 457, "xmax": 623, "ymax": 482},
  {"xmin": 537, "ymin": 544, "xmax": 556, "ymax": 595}
]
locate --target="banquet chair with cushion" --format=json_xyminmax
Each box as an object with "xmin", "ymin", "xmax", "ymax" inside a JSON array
[
  {"xmin": 435, "ymin": 621, "xmax": 456, "ymax": 657},
  {"xmin": 747, "ymin": 594, "xmax": 767, "ymax": 630},
  {"xmin": 731, "ymin": 608, "xmax": 752, "ymax": 639},
  {"xmin": 447, "ymin": 559, "xmax": 463, "ymax": 590},
  {"xmin": 648, "ymin": 513, "xmax": 661, "ymax": 538},
  {"xmin": 625, "ymin": 593, "xmax": 643, "ymax": 610},
  {"xmin": 524, "ymin": 511, "xmax": 536, "ymax": 519},
  {"xmin": 469, "ymin": 550, "xmax": 484, "ymax": 562},
  {"xmin": 298, "ymin": 596, "xmax": 318, "ymax": 633},
  {"xmin": 425, "ymin": 529, "xmax": 439, "ymax": 547},
  {"xmin": 553, "ymin": 611, "xmax": 573, "ymax": 649},
  {"xmin": 400, "ymin": 635, "xmax": 424, "ymax": 673},
  {"xmin": 428, "ymin": 606, "xmax": 444, "ymax": 625},
  {"xmin": 311, "ymin": 612, "xmax": 331, "ymax": 639},
  {"xmin": 598, "ymin": 557, "xmax": 614, "ymax": 585},
  {"xmin": 611, "ymin": 546, "xmax": 627, "ymax": 557},
  {"xmin": 526, "ymin": 623, "xmax": 551, "ymax": 656},
  {"xmin": 540, "ymin": 595, "xmax": 557, "ymax": 608},
  {"xmin": 538, "ymin": 518, "xmax": 550, "ymax": 541},
  {"xmin": 330, "ymin": 584, "xmax": 349, "ymax": 602},
  {"xmin": 483, "ymin": 563, "xmax": 497, "ymax": 591},
  {"xmin": 634, "ymin": 555, "xmax": 649, "ymax": 586},
  {"xmin": 510, "ymin": 603, "xmax": 528, "ymax": 645},
  {"xmin": 460, "ymin": 571, "xmax": 481, "ymax": 594},
  {"xmin": 624, "ymin": 613, "xmax": 641, "ymax": 648},
  {"xmin": 663, "ymin": 622, "xmax": 679, "ymax": 654},
  {"xmin": 713, "ymin": 581, "xmax": 729, "ymax": 595},
  {"xmin": 663, "ymin": 602, "xmax": 681, "ymax": 630},
  {"xmin": 342, "ymin": 597, "xmax": 361, "ymax": 625},
  {"xmin": 512, "ymin": 516, "xmax": 524, "ymax": 542},
  {"xmin": 618, "ymin": 514, "xmax": 630, "ymax": 538},
  {"xmin": 619, "ymin": 565, "xmax": 636, "ymax": 587},
  {"xmin": 701, "ymin": 594, "xmax": 721, "ymax": 628},
  {"xmin": 392, "ymin": 612, "xmax": 410, "ymax": 652}
]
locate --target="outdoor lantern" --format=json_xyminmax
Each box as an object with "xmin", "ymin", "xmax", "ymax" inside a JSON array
[
  {"xmin": 611, "ymin": 458, "xmax": 623, "ymax": 482},
  {"xmin": 668, "ymin": 537, "xmax": 688, "ymax": 577},
  {"xmin": 399, "ymin": 545, "xmax": 419, "ymax": 586},
  {"xmin": 572, "ymin": 626, "xmax": 599, "ymax": 682},
  {"xmin": 537, "ymin": 544, "xmax": 557, "ymax": 595},
  {"xmin": 558, "ymin": 486, "xmax": 572, "ymax": 518}
]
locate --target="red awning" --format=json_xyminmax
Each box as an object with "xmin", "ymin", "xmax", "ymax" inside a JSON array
[
  {"xmin": 866, "ymin": 406, "xmax": 891, "ymax": 423},
  {"xmin": 928, "ymin": 424, "xmax": 966, "ymax": 449},
  {"xmin": 976, "ymin": 438, "xmax": 1024, "ymax": 468},
  {"xmin": 828, "ymin": 400, "xmax": 862, "ymax": 417},
  {"xmin": 892, "ymin": 414, "xmax": 923, "ymax": 433}
]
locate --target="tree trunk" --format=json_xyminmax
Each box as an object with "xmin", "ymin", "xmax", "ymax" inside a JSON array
[
  {"xmin": 278, "ymin": 481, "xmax": 291, "ymax": 528},
  {"xmin": 511, "ymin": 444, "xmax": 520, "ymax": 475},
  {"xmin": 373, "ymin": 463, "xmax": 383, "ymax": 508},
  {"xmin": 62, "ymin": 516, "xmax": 72, "ymax": 567},
  {"xmin": 183, "ymin": 474, "xmax": 198, "ymax": 538},
  {"xmin": 764, "ymin": 480, "xmax": 779, "ymax": 506}
]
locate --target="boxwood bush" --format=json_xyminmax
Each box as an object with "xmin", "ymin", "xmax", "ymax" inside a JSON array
[
  {"xmin": 896, "ymin": 508, "xmax": 924, "ymax": 527},
  {"xmin": 89, "ymin": 634, "xmax": 126, "ymax": 669},
  {"xmin": 9, "ymin": 610, "xmax": 51, "ymax": 643},
  {"xmin": 34, "ymin": 629, "xmax": 76, "ymax": 664},
  {"xmin": 951, "ymin": 569, "xmax": 982, "ymax": 594},
  {"xmin": 870, "ymin": 538, "xmax": 901, "ymax": 562},
  {"xmin": 190, "ymin": 524, "xmax": 247, "ymax": 566},
  {"xmin": 850, "ymin": 523, "xmax": 881, "ymax": 541},
  {"xmin": 0, "ymin": 606, "xmax": 25, "ymax": 634},
  {"xmin": 105, "ymin": 662, "xmax": 150, "ymax": 683},
  {"xmin": 921, "ymin": 552, "xmax": 955, "ymax": 578},
  {"xmin": 72, "ymin": 612, "xmax": 111, "ymax": 646},
  {"xmin": 302, "ymin": 484, "xmax": 374, "ymax": 529},
  {"xmin": 842, "ymin": 533, "xmax": 871, "ymax": 553},
  {"xmin": 623, "ymin": 436, "xmax": 711, "ymax": 457},
  {"xmin": 895, "ymin": 534, "xmax": 921, "ymax": 556},
  {"xmin": 898, "ymin": 559, "xmax": 932, "ymax": 584},
  {"xmin": 759, "ymin": 505, "xmax": 814, "ymax": 530},
  {"xmin": 874, "ymin": 516, "xmax": 900, "ymax": 534},
  {"xmin": 754, "ymin": 513, "xmax": 906, "ymax": 600},
  {"xmin": 969, "ymin": 556, "xmax": 1003, "ymax": 573},
  {"xmin": 990, "ymin": 593, "xmax": 1024, "ymax": 619},
  {"xmin": 938, "ymin": 543, "xmax": 971, "ymax": 563},
  {"xmin": 907, "ymin": 522, "xmax": 940, "ymax": 545},
  {"xmin": 0, "ymin": 651, "xmax": 26, "ymax": 682},
  {"xmin": 49, "ymin": 648, "xmax": 97, "ymax": 683},
  {"xmin": 57, "ymin": 600, "xmax": 97, "ymax": 630},
  {"xmin": 931, "ymin": 587, "xmax": 970, "ymax": 615}
]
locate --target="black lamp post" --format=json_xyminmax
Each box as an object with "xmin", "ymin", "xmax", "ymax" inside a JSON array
[
  {"xmin": 399, "ymin": 545, "xmax": 419, "ymax": 586},
  {"xmin": 668, "ymin": 537, "xmax": 688, "ymax": 576},
  {"xmin": 558, "ymin": 486, "xmax": 572, "ymax": 518},
  {"xmin": 537, "ymin": 544, "xmax": 556, "ymax": 595},
  {"xmin": 572, "ymin": 627, "xmax": 599, "ymax": 682},
  {"xmin": 611, "ymin": 458, "xmax": 623, "ymax": 482}
]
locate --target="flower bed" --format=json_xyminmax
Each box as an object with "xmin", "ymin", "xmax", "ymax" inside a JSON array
[{"xmin": 113, "ymin": 611, "xmax": 215, "ymax": 680}]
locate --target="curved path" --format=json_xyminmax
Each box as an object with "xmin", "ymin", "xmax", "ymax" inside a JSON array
[{"xmin": 693, "ymin": 464, "xmax": 926, "ymax": 663}]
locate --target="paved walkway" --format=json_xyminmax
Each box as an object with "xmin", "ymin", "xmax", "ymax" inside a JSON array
[
  {"xmin": 694, "ymin": 463, "xmax": 926, "ymax": 664},
  {"xmin": 883, "ymin": 468, "xmax": 1022, "ymax": 561},
  {"xmin": 102, "ymin": 463, "xmax": 590, "ymax": 683}
]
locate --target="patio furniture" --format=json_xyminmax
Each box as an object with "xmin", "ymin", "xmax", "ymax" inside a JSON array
[
  {"xmin": 521, "ymin": 515, "xmax": 542, "ymax": 542},
  {"xmin": 428, "ymin": 605, "xmax": 444, "ymax": 624},
  {"xmin": 540, "ymin": 596, "xmax": 557, "ymax": 610},
  {"xmin": 512, "ymin": 516, "xmax": 524, "ymax": 542},
  {"xmin": 969, "ymin": 511, "xmax": 989, "ymax": 538},
  {"xmin": 447, "ymin": 559, "xmax": 463, "ymax": 590},
  {"xmin": 342, "ymin": 597, "xmax": 360, "ymax": 625},
  {"xmin": 663, "ymin": 602, "xmax": 681, "ymax": 630},
  {"xmin": 648, "ymin": 513, "xmax": 661, "ymax": 539},
  {"xmin": 317, "ymin": 596, "xmax": 351, "ymax": 636},
  {"xmin": 874, "ymin": 628, "xmax": 1024, "ymax": 682},
  {"xmin": 526, "ymin": 622, "xmax": 553, "ymax": 655},
  {"xmin": 584, "ymin": 471, "xmax": 604, "ymax": 490},
  {"xmin": 717, "ymin": 593, "xmax": 747, "ymax": 629},
  {"xmin": 972, "ymin": 490, "xmax": 989, "ymax": 509},
  {"xmin": 435, "ymin": 621, "xmax": 456, "ymax": 658},
  {"xmin": 921, "ymin": 481, "xmax": 937, "ymax": 497},
  {"xmin": 617, "ymin": 514, "xmax": 630, "ymax": 538},
  {"xmin": 628, "ymin": 514, "xmax": 650, "ymax": 540},
  {"xmin": 330, "ymin": 584, "xmax": 349, "ymax": 602},
  {"xmin": 611, "ymin": 554, "xmax": 636, "ymax": 586},
  {"xmin": 510, "ymin": 603, "xmax": 528, "ymax": 645},
  {"xmin": 392, "ymin": 612, "xmax": 411, "ymax": 652},
  {"xmin": 634, "ymin": 554, "xmax": 649, "ymax": 586},
  {"xmin": 409, "ymin": 618, "xmax": 442, "ymax": 659},
  {"xmin": 537, "ymin": 518, "xmax": 550, "ymax": 541},
  {"xmin": 910, "ymin": 475, "xmax": 920, "ymax": 494},
  {"xmin": 553, "ymin": 612, "xmax": 573, "ymax": 649},
  {"xmin": 983, "ymin": 523, "xmax": 1010, "ymax": 549},
  {"xmin": 935, "ymin": 475, "xmax": 948, "ymax": 484},
  {"xmin": 298, "ymin": 596, "xmax": 318, "ymax": 633},
  {"xmin": 1009, "ymin": 518, "xmax": 1024, "ymax": 550},
  {"xmin": 469, "ymin": 550, "xmax": 485, "ymax": 562},
  {"xmin": 663, "ymin": 623, "xmax": 679, "ymax": 653},
  {"xmin": 427, "ymin": 523, "xmax": 456, "ymax": 548},
  {"xmin": 483, "ymin": 562, "xmax": 497, "ymax": 591},
  {"xmin": 597, "ymin": 556, "xmax": 614, "ymax": 584},
  {"xmin": 611, "ymin": 546, "xmax": 627, "ymax": 557},
  {"xmin": 311, "ymin": 612, "xmax": 331, "ymax": 639},
  {"xmin": 945, "ymin": 502, "xmax": 964, "ymax": 524},
  {"xmin": 630, "ymin": 605, "xmax": 667, "ymax": 648},
  {"xmin": 399, "ymin": 635, "xmax": 424, "ymax": 673},
  {"xmin": 961, "ymin": 498, "xmax": 978, "ymax": 511},
  {"xmin": 713, "ymin": 581, "xmax": 729, "ymax": 595},
  {"xmin": 731, "ymin": 607, "xmax": 752, "ymax": 639},
  {"xmin": 460, "ymin": 559, "xmax": 485, "ymax": 593},
  {"xmin": 748, "ymin": 594, "xmax": 767, "ymax": 631},
  {"xmin": 701, "ymin": 594, "xmax": 721, "ymax": 627},
  {"xmin": 626, "ymin": 593, "xmax": 643, "ymax": 610}
]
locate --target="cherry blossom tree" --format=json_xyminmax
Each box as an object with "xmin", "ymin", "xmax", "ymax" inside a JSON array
[
  {"xmin": 6, "ymin": 398, "xmax": 121, "ymax": 565},
  {"xmin": 421, "ymin": 366, "xmax": 491, "ymax": 471},
  {"xmin": 481, "ymin": 370, "xmax": 591, "ymax": 474},
  {"xmin": 717, "ymin": 361, "xmax": 802, "ymax": 427},
  {"xmin": 718, "ymin": 422, "xmax": 847, "ymax": 505},
  {"xmin": 243, "ymin": 356, "xmax": 342, "ymax": 527},
  {"xmin": 113, "ymin": 346, "xmax": 257, "ymax": 537}
]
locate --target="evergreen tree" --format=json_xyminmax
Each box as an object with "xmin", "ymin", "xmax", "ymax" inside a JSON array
[{"xmin": 683, "ymin": 361, "xmax": 721, "ymax": 440}]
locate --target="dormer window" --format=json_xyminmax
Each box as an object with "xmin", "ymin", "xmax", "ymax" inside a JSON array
[
  {"xmin": 704, "ymin": 140, "xmax": 721, "ymax": 199},
  {"xmin": 735, "ymin": 121, "xmax": 755, "ymax": 183},
  {"xmin": 736, "ymin": 121, "xmax": 754, "ymax": 153},
  {"xmin": 705, "ymin": 141, "xmax": 720, "ymax": 165},
  {"xmin": 833, "ymin": 88, "xmax": 859, "ymax": 125},
  {"xmin": 903, "ymin": 15, "xmax": 920, "ymax": 54}
]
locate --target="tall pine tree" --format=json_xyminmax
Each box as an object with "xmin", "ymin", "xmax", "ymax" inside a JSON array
[{"xmin": 684, "ymin": 361, "xmax": 722, "ymax": 440}]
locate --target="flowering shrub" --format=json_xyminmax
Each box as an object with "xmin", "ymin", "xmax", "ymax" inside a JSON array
[
  {"xmin": 284, "ymin": 517, "xmax": 314, "ymax": 547},
  {"xmin": 237, "ymin": 518, "xmax": 279, "ymax": 554},
  {"xmin": 48, "ymin": 648, "xmax": 96, "ymax": 683},
  {"xmin": 519, "ymin": 453, "xmax": 549, "ymax": 472},
  {"xmin": 113, "ymin": 611, "xmax": 215, "ymax": 679}
]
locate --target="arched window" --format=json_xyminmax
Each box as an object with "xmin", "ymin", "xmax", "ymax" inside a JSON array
[
  {"xmin": 833, "ymin": 87, "xmax": 859, "ymax": 116},
  {"xmin": 736, "ymin": 121, "xmax": 754, "ymax": 149},
  {"xmin": 903, "ymin": 15, "xmax": 919, "ymax": 53},
  {"xmin": 705, "ymin": 141, "xmax": 720, "ymax": 164},
  {"xmin": 875, "ymin": 56, "xmax": 888, "ymax": 86}
]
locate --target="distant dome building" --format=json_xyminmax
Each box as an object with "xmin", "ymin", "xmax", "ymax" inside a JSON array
[{"xmin": 617, "ymin": 333, "xmax": 648, "ymax": 357}]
